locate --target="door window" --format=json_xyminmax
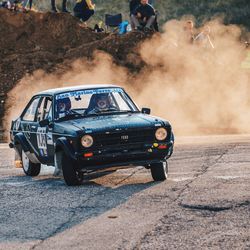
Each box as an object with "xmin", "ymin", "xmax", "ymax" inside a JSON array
[
  {"xmin": 44, "ymin": 98, "xmax": 52, "ymax": 121},
  {"xmin": 36, "ymin": 97, "xmax": 52, "ymax": 122},
  {"xmin": 22, "ymin": 97, "xmax": 40, "ymax": 121}
]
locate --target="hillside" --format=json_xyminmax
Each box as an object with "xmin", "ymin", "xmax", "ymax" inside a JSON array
[{"xmin": 0, "ymin": 8, "xmax": 150, "ymax": 139}]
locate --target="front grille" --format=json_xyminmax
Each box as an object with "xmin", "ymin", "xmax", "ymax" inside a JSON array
[{"xmin": 92, "ymin": 128, "xmax": 155, "ymax": 148}]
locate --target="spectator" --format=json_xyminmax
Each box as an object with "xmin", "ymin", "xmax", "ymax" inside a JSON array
[
  {"xmin": 130, "ymin": 0, "xmax": 156, "ymax": 31},
  {"xmin": 73, "ymin": 0, "xmax": 95, "ymax": 24},
  {"xmin": 194, "ymin": 25, "xmax": 215, "ymax": 49},
  {"xmin": 183, "ymin": 20, "xmax": 195, "ymax": 43},
  {"xmin": 51, "ymin": 0, "xmax": 69, "ymax": 13}
]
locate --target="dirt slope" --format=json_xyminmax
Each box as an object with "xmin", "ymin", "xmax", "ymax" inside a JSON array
[{"xmin": 0, "ymin": 9, "xmax": 150, "ymax": 139}]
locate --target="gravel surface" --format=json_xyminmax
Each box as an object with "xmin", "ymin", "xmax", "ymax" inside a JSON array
[{"xmin": 0, "ymin": 135, "xmax": 249, "ymax": 250}]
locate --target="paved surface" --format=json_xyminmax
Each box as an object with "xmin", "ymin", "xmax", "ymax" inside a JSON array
[{"xmin": 0, "ymin": 135, "xmax": 249, "ymax": 250}]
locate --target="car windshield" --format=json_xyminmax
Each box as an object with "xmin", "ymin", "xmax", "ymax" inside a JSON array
[{"xmin": 54, "ymin": 87, "xmax": 139, "ymax": 120}]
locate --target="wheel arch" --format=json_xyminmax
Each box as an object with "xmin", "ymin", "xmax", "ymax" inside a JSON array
[
  {"xmin": 14, "ymin": 133, "xmax": 30, "ymax": 154},
  {"xmin": 55, "ymin": 137, "xmax": 77, "ymax": 160}
]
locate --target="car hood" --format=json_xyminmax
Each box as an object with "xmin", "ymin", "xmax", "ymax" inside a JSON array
[{"xmin": 58, "ymin": 113, "xmax": 167, "ymax": 133}]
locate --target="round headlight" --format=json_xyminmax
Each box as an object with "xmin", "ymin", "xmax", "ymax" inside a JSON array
[
  {"xmin": 81, "ymin": 135, "xmax": 93, "ymax": 148},
  {"xmin": 155, "ymin": 128, "xmax": 167, "ymax": 141}
]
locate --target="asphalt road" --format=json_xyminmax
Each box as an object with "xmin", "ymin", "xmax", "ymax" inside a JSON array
[{"xmin": 0, "ymin": 135, "xmax": 249, "ymax": 250}]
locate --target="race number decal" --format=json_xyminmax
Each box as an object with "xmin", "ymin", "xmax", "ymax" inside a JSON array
[{"xmin": 37, "ymin": 127, "xmax": 47, "ymax": 149}]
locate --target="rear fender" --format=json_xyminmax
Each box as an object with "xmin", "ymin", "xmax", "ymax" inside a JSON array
[{"xmin": 13, "ymin": 133, "xmax": 40, "ymax": 164}]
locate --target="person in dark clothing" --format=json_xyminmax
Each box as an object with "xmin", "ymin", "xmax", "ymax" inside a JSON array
[
  {"xmin": 131, "ymin": 0, "xmax": 156, "ymax": 31},
  {"xmin": 74, "ymin": 0, "xmax": 95, "ymax": 23},
  {"xmin": 51, "ymin": 0, "xmax": 69, "ymax": 13}
]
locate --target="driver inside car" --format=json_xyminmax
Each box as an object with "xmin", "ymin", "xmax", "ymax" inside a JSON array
[
  {"xmin": 56, "ymin": 97, "xmax": 72, "ymax": 118},
  {"xmin": 85, "ymin": 93, "xmax": 117, "ymax": 115}
]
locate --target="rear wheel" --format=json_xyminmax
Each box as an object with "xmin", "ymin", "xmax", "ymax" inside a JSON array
[
  {"xmin": 150, "ymin": 161, "xmax": 168, "ymax": 181},
  {"xmin": 21, "ymin": 150, "xmax": 41, "ymax": 176},
  {"xmin": 60, "ymin": 151, "xmax": 83, "ymax": 186}
]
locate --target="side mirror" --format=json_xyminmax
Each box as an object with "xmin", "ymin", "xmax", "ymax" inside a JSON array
[
  {"xmin": 141, "ymin": 108, "xmax": 151, "ymax": 115},
  {"xmin": 39, "ymin": 119, "xmax": 50, "ymax": 127}
]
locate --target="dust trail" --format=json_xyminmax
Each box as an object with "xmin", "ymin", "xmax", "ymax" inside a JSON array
[
  {"xmin": 137, "ymin": 19, "xmax": 250, "ymax": 134},
  {"xmin": 3, "ymin": 52, "xmax": 129, "ymax": 135},
  {"xmin": 3, "ymin": 19, "xmax": 250, "ymax": 138}
]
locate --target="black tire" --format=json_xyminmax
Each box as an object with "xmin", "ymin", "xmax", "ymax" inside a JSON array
[
  {"xmin": 21, "ymin": 150, "xmax": 41, "ymax": 177},
  {"xmin": 150, "ymin": 161, "xmax": 168, "ymax": 181},
  {"xmin": 61, "ymin": 151, "xmax": 83, "ymax": 186}
]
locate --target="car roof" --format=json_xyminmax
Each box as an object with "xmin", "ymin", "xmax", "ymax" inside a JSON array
[{"xmin": 37, "ymin": 84, "xmax": 122, "ymax": 96}]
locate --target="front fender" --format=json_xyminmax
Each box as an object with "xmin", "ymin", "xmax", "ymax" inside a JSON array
[{"xmin": 55, "ymin": 137, "xmax": 77, "ymax": 160}]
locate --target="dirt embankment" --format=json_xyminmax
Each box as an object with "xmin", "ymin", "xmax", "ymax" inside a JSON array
[{"xmin": 0, "ymin": 9, "xmax": 151, "ymax": 138}]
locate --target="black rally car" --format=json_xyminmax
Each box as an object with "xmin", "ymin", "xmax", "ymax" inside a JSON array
[{"xmin": 9, "ymin": 85, "xmax": 174, "ymax": 186}]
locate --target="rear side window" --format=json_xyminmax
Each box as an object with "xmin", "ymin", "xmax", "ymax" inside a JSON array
[{"xmin": 22, "ymin": 97, "xmax": 40, "ymax": 121}]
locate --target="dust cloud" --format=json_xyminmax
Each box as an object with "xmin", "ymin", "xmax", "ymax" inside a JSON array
[{"xmin": 4, "ymin": 19, "xmax": 250, "ymax": 137}]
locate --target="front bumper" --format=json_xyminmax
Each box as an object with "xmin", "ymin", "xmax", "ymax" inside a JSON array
[{"xmin": 75, "ymin": 141, "xmax": 174, "ymax": 171}]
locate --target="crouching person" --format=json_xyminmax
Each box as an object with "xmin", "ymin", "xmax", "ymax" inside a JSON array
[
  {"xmin": 131, "ymin": 0, "xmax": 156, "ymax": 31},
  {"xmin": 74, "ymin": 0, "xmax": 95, "ymax": 24}
]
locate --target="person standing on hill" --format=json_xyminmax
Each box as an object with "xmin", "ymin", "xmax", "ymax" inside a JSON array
[
  {"xmin": 183, "ymin": 20, "xmax": 195, "ymax": 44},
  {"xmin": 51, "ymin": 0, "xmax": 69, "ymax": 13},
  {"xmin": 73, "ymin": 0, "xmax": 95, "ymax": 24}
]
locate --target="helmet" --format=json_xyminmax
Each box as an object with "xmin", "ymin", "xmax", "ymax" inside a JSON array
[
  {"xmin": 56, "ymin": 97, "xmax": 71, "ymax": 113},
  {"xmin": 95, "ymin": 94, "xmax": 111, "ymax": 110},
  {"xmin": 88, "ymin": 93, "xmax": 111, "ymax": 111}
]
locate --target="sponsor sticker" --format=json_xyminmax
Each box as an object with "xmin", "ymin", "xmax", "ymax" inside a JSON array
[
  {"xmin": 37, "ymin": 127, "xmax": 47, "ymax": 150},
  {"xmin": 56, "ymin": 88, "xmax": 123, "ymax": 100}
]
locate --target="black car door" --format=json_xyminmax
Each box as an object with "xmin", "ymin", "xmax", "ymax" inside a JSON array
[
  {"xmin": 36, "ymin": 96, "xmax": 54, "ymax": 164},
  {"xmin": 21, "ymin": 96, "xmax": 41, "ymax": 156},
  {"xmin": 21, "ymin": 96, "xmax": 53, "ymax": 164}
]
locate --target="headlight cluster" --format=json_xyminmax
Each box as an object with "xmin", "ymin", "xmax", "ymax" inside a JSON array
[
  {"xmin": 81, "ymin": 135, "xmax": 93, "ymax": 148},
  {"xmin": 155, "ymin": 128, "xmax": 167, "ymax": 141}
]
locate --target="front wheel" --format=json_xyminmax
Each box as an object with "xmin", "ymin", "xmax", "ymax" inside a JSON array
[
  {"xmin": 21, "ymin": 150, "xmax": 41, "ymax": 176},
  {"xmin": 60, "ymin": 151, "xmax": 83, "ymax": 186},
  {"xmin": 150, "ymin": 161, "xmax": 168, "ymax": 181}
]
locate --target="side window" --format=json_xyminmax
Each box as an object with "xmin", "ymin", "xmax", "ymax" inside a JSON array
[
  {"xmin": 37, "ymin": 97, "xmax": 45, "ymax": 122},
  {"xmin": 22, "ymin": 97, "xmax": 40, "ymax": 122},
  {"xmin": 36, "ymin": 97, "xmax": 53, "ymax": 122},
  {"xmin": 44, "ymin": 98, "xmax": 52, "ymax": 121}
]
